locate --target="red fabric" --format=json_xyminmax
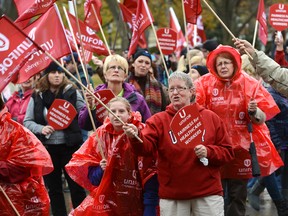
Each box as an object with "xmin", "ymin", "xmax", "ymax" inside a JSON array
[
  {"xmin": 84, "ymin": 0, "xmax": 102, "ymax": 32},
  {"xmin": 186, "ymin": 16, "xmax": 206, "ymax": 47},
  {"xmin": 5, "ymin": 89, "xmax": 32, "ymax": 125},
  {"xmin": 14, "ymin": 0, "xmax": 56, "ymax": 22},
  {"xmin": 0, "ymin": 107, "xmax": 53, "ymax": 215},
  {"xmin": 0, "ymin": 16, "xmax": 43, "ymax": 93},
  {"xmin": 68, "ymin": 13, "xmax": 109, "ymax": 56},
  {"xmin": 66, "ymin": 112, "xmax": 145, "ymax": 215},
  {"xmin": 17, "ymin": 5, "xmax": 70, "ymax": 84},
  {"xmin": 274, "ymin": 50, "xmax": 288, "ymax": 67},
  {"xmin": 184, "ymin": 0, "xmax": 202, "ymax": 25},
  {"xmin": 123, "ymin": 0, "xmax": 137, "ymax": 13},
  {"xmin": 128, "ymin": 0, "xmax": 153, "ymax": 57},
  {"xmin": 257, "ymin": 0, "xmax": 268, "ymax": 45},
  {"xmin": 129, "ymin": 104, "xmax": 234, "ymax": 200},
  {"xmin": 195, "ymin": 45, "xmax": 283, "ymax": 179}
]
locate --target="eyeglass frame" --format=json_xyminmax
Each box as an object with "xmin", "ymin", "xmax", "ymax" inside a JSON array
[
  {"xmin": 216, "ymin": 61, "xmax": 233, "ymax": 68},
  {"xmin": 168, "ymin": 86, "xmax": 189, "ymax": 93},
  {"xmin": 107, "ymin": 65, "xmax": 125, "ymax": 72}
]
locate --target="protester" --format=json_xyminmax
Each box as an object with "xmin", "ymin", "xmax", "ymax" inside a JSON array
[
  {"xmin": 201, "ymin": 39, "xmax": 219, "ymax": 58},
  {"xmin": 24, "ymin": 62, "xmax": 87, "ymax": 216},
  {"xmin": 0, "ymin": 95, "xmax": 53, "ymax": 215},
  {"xmin": 79, "ymin": 54, "xmax": 151, "ymax": 131},
  {"xmin": 188, "ymin": 65, "xmax": 209, "ymax": 82},
  {"xmin": 65, "ymin": 97, "xmax": 145, "ymax": 215},
  {"xmin": 194, "ymin": 45, "xmax": 283, "ymax": 216},
  {"xmin": 5, "ymin": 76, "xmax": 35, "ymax": 125},
  {"xmin": 234, "ymin": 38, "xmax": 288, "ymax": 97},
  {"xmin": 123, "ymin": 71, "xmax": 234, "ymax": 216},
  {"xmin": 127, "ymin": 49, "xmax": 169, "ymax": 115},
  {"xmin": 274, "ymin": 32, "xmax": 288, "ymax": 67}
]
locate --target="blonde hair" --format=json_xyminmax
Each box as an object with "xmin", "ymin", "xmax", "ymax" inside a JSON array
[
  {"xmin": 103, "ymin": 54, "xmax": 129, "ymax": 75},
  {"xmin": 241, "ymin": 54, "xmax": 259, "ymax": 79},
  {"xmin": 190, "ymin": 56, "xmax": 206, "ymax": 66},
  {"xmin": 107, "ymin": 96, "xmax": 132, "ymax": 113}
]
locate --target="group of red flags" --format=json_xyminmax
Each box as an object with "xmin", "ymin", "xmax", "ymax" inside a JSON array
[{"xmin": 0, "ymin": 0, "xmax": 268, "ymax": 93}]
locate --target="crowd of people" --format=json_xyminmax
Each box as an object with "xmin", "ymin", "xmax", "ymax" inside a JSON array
[{"xmin": 1, "ymin": 31, "xmax": 288, "ymax": 216}]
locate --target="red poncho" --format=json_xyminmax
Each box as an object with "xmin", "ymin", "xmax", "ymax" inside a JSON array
[
  {"xmin": 0, "ymin": 107, "xmax": 53, "ymax": 216},
  {"xmin": 66, "ymin": 112, "xmax": 145, "ymax": 216},
  {"xmin": 195, "ymin": 45, "xmax": 283, "ymax": 179}
]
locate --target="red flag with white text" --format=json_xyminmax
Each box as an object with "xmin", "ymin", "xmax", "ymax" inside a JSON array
[
  {"xmin": 17, "ymin": 5, "xmax": 71, "ymax": 84},
  {"xmin": 184, "ymin": 0, "xmax": 202, "ymax": 25},
  {"xmin": 257, "ymin": 0, "xmax": 267, "ymax": 45},
  {"xmin": 186, "ymin": 16, "xmax": 206, "ymax": 47},
  {"xmin": 67, "ymin": 13, "xmax": 109, "ymax": 56},
  {"xmin": 84, "ymin": 0, "xmax": 102, "ymax": 32},
  {"xmin": 169, "ymin": 7, "xmax": 185, "ymax": 58},
  {"xmin": 0, "ymin": 16, "xmax": 43, "ymax": 92},
  {"xmin": 128, "ymin": 0, "xmax": 154, "ymax": 57},
  {"xmin": 119, "ymin": 3, "xmax": 147, "ymax": 49},
  {"xmin": 14, "ymin": 0, "xmax": 56, "ymax": 22},
  {"xmin": 123, "ymin": 0, "xmax": 137, "ymax": 14}
]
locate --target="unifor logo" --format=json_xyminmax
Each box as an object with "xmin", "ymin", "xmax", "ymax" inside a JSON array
[
  {"xmin": 0, "ymin": 33, "xmax": 10, "ymax": 52},
  {"xmin": 244, "ymin": 159, "xmax": 251, "ymax": 167},
  {"xmin": 86, "ymin": 26, "xmax": 95, "ymax": 36},
  {"xmin": 28, "ymin": 27, "xmax": 37, "ymax": 41},
  {"xmin": 212, "ymin": 88, "xmax": 218, "ymax": 96},
  {"xmin": 99, "ymin": 195, "xmax": 105, "ymax": 203},
  {"xmin": 239, "ymin": 112, "xmax": 245, "ymax": 120}
]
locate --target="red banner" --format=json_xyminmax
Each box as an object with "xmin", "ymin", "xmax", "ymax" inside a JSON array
[
  {"xmin": 47, "ymin": 99, "xmax": 77, "ymax": 130},
  {"xmin": 17, "ymin": 5, "xmax": 71, "ymax": 84},
  {"xmin": 14, "ymin": 0, "xmax": 56, "ymax": 22},
  {"xmin": 67, "ymin": 13, "xmax": 109, "ymax": 56},
  {"xmin": 184, "ymin": 0, "xmax": 202, "ymax": 25},
  {"xmin": 186, "ymin": 16, "xmax": 207, "ymax": 47},
  {"xmin": 156, "ymin": 28, "xmax": 177, "ymax": 55},
  {"xmin": 257, "ymin": 0, "xmax": 268, "ymax": 45},
  {"xmin": 269, "ymin": 3, "xmax": 288, "ymax": 32},
  {"xmin": 84, "ymin": 0, "xmax": 102, "ymax": 32},
  {"xmin": 0, "ymin": 16, "xmax": 43, "ymax": 93},
  {"xmin": 94, "ymin": 89, "xmax": 115, "ymax": 123},
  {"xmin": 128, "ymin": 0, "xmax": 153, "ymax": 57}
]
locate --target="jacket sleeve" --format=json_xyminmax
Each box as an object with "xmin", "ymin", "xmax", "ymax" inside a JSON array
[
  {"xmin": 88, "ymin": 165, "xmax": 104, "ymax": 186},
  {"xmin": 251, "ymin": 51, "xmax": 288, "ymax": 98},
  {"xmin": 274, "ymin": 50, "xmax": 288, "ymax": 67},
  {"xmin": 0, "ymin": 161, "xmax": 31, "ymax": 183}
]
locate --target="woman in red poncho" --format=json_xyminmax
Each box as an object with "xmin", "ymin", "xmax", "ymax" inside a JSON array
[
  {"xmin": 66, "ymin": 97, "xmax": 145, "ymax": 216},
  {"xmin": 194, "ymin": 45, "xmax": 283, "ymax": 216},
  {"xmin": 0, "ymin": 96, "xmax": 53, "ymax": 215}
]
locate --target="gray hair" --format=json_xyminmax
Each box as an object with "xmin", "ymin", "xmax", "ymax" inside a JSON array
[{"xmin": 168, "ymin": 71, "xmax": 194, "ymax": 89}]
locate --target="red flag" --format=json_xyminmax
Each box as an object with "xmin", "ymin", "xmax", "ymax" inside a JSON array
[
  {"xmin": 123, "ymin": 0, "xmax": 138, "ymax": 13},
  {"xmin": 184, "ymin": 0, "xmax": 202, "ymax": 25},
  {"xmin": 14, "ymin": 0, "xmax": 56, "ymax": 22},
  {"xmin": 169, "ymin": 7, "xmax": 185, "ymax": 58},
  {"xmin": 128, "ymin": 0, "xmax": 154, "ymax": 57},
  {"xmin": 119, "ymin": 3, "xmax": 147, "ymax": 49},
  {"xmin": 67, "ymin": 13, "xmax": 109, "ymax": 56},
  {"xmin": 0, "ymin": 16, "xmax": 43, "ymax": 93},
  {"xmin": 257, "ymin": 0, "xmax": 268, "ymax": 45},
  {"xmin": 17, "ymin": 5, "xmax": 71, "ymax": 84},
  {"xmin": 186, "ymin": 16, "xmax": 206, "ymax": 47},
  {"xmin": 84, "ymin": 0, "xmax": 102, "ymax": 32}
]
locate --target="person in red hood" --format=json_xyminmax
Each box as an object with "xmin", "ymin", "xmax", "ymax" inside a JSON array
[
  {"xmin": 194, "ymin": 45, "xmax": 283, "ymax": 216},
  {"xmin": 123, "ymin": 71, "xmax": 234, "ymax": 216}
]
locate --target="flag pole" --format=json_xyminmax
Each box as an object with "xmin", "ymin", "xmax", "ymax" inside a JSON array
[
  {"xmin": 201, "ymin": 0, "xmax": 253, "ymax": 60},
  {"xmin": 143, "ymin": 0, "xmax": 169, "ymax": 78},
  {"xmin": 91, "ymin": 4, "xmax": 112, "ymax": 55},
  {"xmin": 181, "ymin": 0, "xmax": 192, "ymax": 73},
  {"xmin": 43, "ymin": 50, "xmax": 143, "ymax": 143},
  {"xmin": 252, "ymin": 21, "xmax": 259, "ymax": 48},
  {"xmin": 0, "ymin": 186, "xmax": 20, "ymax": 216}
]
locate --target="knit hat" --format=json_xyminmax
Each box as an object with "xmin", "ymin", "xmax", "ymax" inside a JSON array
[
  {"xmin": 133, "ymin": 49, "xmax": 152, "ymax": 62},
  {"xmin": 43, "ymin": 62, "xmax": 63, "ymax": 75},
  {"xmin": 191, "ymin": 65, "xmax": 209, "ymax": 76},
  {"xmin": 63, "ymin": 52, "xmax": 80, "ymax": 64},
  {"xmin": 202, "ymin": 39, "xmax": 219, "ymax": 52}
]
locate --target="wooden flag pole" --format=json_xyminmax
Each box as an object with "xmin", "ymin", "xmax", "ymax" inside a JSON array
[
  {"xmin": 201, "ymin": 0, "xmax": 253, "ymax": 60},
  {"xmin": 91, "ymin": 4, "xmax": 112, "ymax": 55},
  {"xmin": 252, "ymin": 21, "xmax": 259, "ymax": 48},
  {"xmin": 0, "ymin": 186, "xmax": 20, "ymax": 216}
]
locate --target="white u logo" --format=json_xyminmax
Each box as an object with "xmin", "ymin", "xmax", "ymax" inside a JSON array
[
  {"xmin": 164, "ymin": 28, "xmax": 169, "ymax": 34},
  {"xmin": 279, "ymin": 4, "xmax": 284, "ymax": 10},
  {"xmin": 63, "ymin": 102, "xmax": 70, "ymax": 109},
  {"xmin": 179, "ymin": 110, "xmax": 186, "ymax": 118}
]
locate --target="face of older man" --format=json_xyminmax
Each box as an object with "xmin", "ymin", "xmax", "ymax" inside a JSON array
[
  {"xmin": 168, "ymin": 78, "xmax": 195, "ymax": 111},
  {"xmin": 215, "ymin": 56, "xmax": 234, "ymax": 79}
]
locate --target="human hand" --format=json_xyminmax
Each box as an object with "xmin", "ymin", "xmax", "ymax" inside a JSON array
[
  {"xmin": 92, "ymin": 56, "xmax": 103, "ymax": 68},
  {"xmin": 248, "ymin": 99, "xmax": 257, "ymax": 116},
  {"xmin": 41, "ymin": 125, "xmax": 55, "ymax": 136},
  {"xmin": 194, "ymin": 144, "xmax": 207, "ymax": 158},
  {"xmin": 100, "ymin": 159, "xmax": 107, "ymax": 171},
  {"xmin": 233, "ymin": 38, "xmax": 255, "ymax": 56},
  {"xmin": 122, "ymin": 123, "xmax": 139, "ymax": 138},
  {"xmin": 85, "ymin": 84, "xmax": 96, "ymax": 109},
  {"xmin": 275, "ymin": 31, "xmax": 284, "ymax": 51}
]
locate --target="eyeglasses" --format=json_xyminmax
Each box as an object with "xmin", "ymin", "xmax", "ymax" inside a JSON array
[
  {"xmin": 168, "ymin": 87, "xmax": 188, "ymax": 93},
  {"xmin": 108, "ymin": 65, "xmax": 125, "ymax": 71},
  {"xmin": 216, "ymin": 61, "xmax": 233, "ymax": 68}
]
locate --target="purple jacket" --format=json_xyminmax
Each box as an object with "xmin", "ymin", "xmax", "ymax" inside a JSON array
[{"xmin": 78, "ymin": 82, "xmax": 151, "ymax": 130}]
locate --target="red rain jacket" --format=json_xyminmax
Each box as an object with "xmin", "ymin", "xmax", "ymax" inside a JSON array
[
  {"xmin": 0, "ymin": 107, "xmax": 53, "ymax": 216},
  {"xmin": 66, "ymin": 112, "xmax": 147, "ymax": 216},
  {"xmin": 195, "ymin": 45, "xmax": 283, "ymax": 179}
]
